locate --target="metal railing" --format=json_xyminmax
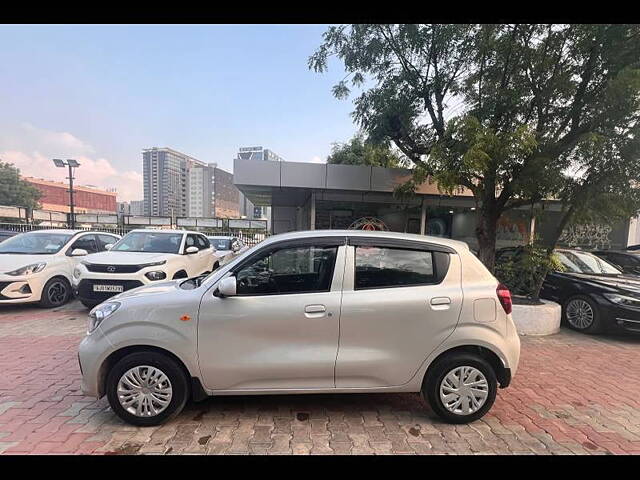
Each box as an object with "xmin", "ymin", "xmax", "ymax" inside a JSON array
[{"xmin": 0, "ymin": 223, "xmax": 270, "ymax": 247}]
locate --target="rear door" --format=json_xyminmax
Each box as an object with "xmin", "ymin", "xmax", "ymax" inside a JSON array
[{"xmin": 335, "ymin": 237, "xmax": 463, "ymax": 388}]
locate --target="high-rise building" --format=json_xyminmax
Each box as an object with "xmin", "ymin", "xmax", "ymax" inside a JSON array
[
  {"xmin": 235, "ymin": 147, "xmax": 284, "ymax": 226},
  {"xmin": 142, "ymin": 147, "xmax": 206, "ymax": 217},
  {"xmin": 237, "ymin": 146, "xmax": 284, "ymax": 163},
  {"xmin": 187, "ymin": 163, "xmax": 216, "ymax": 218}
]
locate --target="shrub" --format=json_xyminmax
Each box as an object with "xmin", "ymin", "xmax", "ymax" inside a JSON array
[{"xmin": 495, "ymin": 245, "xmax": 565, "ymax": 299}]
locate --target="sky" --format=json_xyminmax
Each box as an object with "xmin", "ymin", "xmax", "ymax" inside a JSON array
[{"xmin": 0, "ymin": 24, "xmax": 360, "ymax": 201}]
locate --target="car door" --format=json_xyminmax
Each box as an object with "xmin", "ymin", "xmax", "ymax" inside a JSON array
[
  {"xmin": 197, "ymin": 237, "xmax": 346, "ymax": 391},
  {"xmin": 195, "ymin": 234, "xmax": 214, "ymax": 272},
  {"xmin": 182, "ymin": 234, "xmax": 203, "ymax": 276},
  {"xmin": 335, "ymin": 238, "xmax": 463, "ymax": 388}
]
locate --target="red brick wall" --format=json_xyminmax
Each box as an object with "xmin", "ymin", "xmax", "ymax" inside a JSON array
[{"xmin": 26, "ymin": 180, "xmax": 117, "ymax": 212}]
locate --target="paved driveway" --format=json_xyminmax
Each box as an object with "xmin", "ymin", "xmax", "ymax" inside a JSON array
[{"xmin": 1, "ymin": 300, "xmax": 640, "ymax": 455}]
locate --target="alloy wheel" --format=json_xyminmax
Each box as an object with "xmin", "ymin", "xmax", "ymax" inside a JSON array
[
  {"xmin": 47, "ymin": 281, "xmax": 67, "ymax": 306},
  {"xmin": 566, "ymin": 298, "xmax": 594, "ymax": 330}
]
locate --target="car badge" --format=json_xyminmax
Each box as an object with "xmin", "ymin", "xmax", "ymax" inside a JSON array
[{"xmin": 107, "ymin": 266, "xmax": 116, "ymax": 273}]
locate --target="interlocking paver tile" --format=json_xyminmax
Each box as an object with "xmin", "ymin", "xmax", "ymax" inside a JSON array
[{"xmin": 2, "ymin": 299, "xmax": 640, "ymax": 454}]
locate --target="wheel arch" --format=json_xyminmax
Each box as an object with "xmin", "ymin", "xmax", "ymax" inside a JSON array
[
  {"xmin": 96, "ymin": 345, "xmax": 205, "ymax": 400},
  {"xmin": 422, "ymin": 345, "xmax": 511, "ymax": 389}
]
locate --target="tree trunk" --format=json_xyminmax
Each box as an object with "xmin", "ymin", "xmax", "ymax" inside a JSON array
[
  {"xmin": 476, "ymin": 206, "xmax": 499, "ymax": 272},
  {"xmin": 531, "ymin": 204, "xmax": 576, "ymax": 300}
]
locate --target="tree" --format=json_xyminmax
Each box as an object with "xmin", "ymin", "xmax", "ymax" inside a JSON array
[
  {"xmin": 0, "ymin": 161, "xmax": 42, "ymax": 211},
  {"xmin": 327, "ymin": 133, "xmax": 408, "ymax": 167},
  {"xmin": 310, "ymin": 24, "xmax": 640, "ymax": 270}
]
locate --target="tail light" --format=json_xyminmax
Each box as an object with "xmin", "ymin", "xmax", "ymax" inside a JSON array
[{"xmin": 496, "ymin": 283, "xmax": 512, "ymax": 315}]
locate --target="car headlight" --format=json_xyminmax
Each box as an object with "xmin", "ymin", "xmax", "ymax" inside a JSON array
[
  {"xmin": 88, "ymin": 301, "xmax": 120, "ymax": 333},
  {"xmin": 603, "ymin": 293, "xmax": 640, "ymax": 309},
  {"xmin": 6, "ymin": 262, "xmax": 47, "ymax": 276},
  {"xmin": 145, "ymin": 270, "xmax": 167, "ymax": 281}
]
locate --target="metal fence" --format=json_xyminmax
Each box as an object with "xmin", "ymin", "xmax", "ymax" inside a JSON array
[{"xmin": 0, "ymin": 223, "xmax": 269, "ymax": 247}]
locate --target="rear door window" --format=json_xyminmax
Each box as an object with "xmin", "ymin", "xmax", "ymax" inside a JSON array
[{"xmin": 355, "ymin": 246, "xmax": 436, "ymax": 289}]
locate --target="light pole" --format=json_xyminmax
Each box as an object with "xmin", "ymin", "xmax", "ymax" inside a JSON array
[{"xmin": 53, "ymin": 159, "xmax": 81, "ymax": 229}]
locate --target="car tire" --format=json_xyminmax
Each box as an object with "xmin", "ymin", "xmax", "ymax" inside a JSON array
[
  {"xmin": 80, "ymin": 299, "xmax": 99, "ymax": 310},
  {"xmin": 38, "ymin": 277, "xmax": 71, "ymax": 308},
  {"xmin": 563, "ymin": 295, "xmax": 603, "ymax": 334},
  {"xmin": 106, "ymin": 351, "xmax": 189, "ymax": 427},
  {"xmin": 423, "ymin": 352, "xmax": 497, "ymax": 424}
]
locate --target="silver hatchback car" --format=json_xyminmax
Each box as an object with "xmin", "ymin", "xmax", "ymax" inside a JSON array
[{"xmin": 79, "ymin": 230, "xmax": 520, "ymax": 426}]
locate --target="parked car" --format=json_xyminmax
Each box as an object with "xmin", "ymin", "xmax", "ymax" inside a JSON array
[
  {"xmin": 496, "ymin": 246, "xmax": 640, "ymax": 334},
  {"xmin": 0, "ymin": 229, "xmax": 120, "ymax": 307},
  {"xmin": 79, "ymin": 230, "xmax": 520, "ymax": 426},
  {"xmin": 0, "ymin": 230, "xmax": 18, "ymax": 243},
  {"xmin": 207, "ymin": 235, "xmax": 249, "ymax": 268},
  {"xmin": 73, "ymin": 229, "xmax": 216, "ymax": 309},
  {"xmin": 592, "ymin": 250, "xmax": 640, "ymax": 276}
]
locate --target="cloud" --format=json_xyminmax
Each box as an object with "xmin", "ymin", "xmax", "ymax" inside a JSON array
[
  {"xmin": 0, "ymin": 125, "xmax": 143, "ymax": 202},
  {"xmin": 309, "ymin": 155, "xmax": 325, "ymax": 164}
]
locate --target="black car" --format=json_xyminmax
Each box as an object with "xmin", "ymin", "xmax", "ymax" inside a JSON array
[
  {"xmin": 496, "ymin": 247, "xmax": 640, "ymax": 334},
  {"xmin": 592, "ymin": 250, "xmax": 640, "ymax": 276}
]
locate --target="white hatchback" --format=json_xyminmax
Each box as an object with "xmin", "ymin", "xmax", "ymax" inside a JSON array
[
  {"xmin": 73, "ymin": 229, "xmax": 216, "ymax": 309},
  {"xmin": 0, "ymin": 229, "xmax": 120, "ymax": 307},
  {"xmin": 79, "ymin": 230, "xmax": 520, "ymax": 426}
]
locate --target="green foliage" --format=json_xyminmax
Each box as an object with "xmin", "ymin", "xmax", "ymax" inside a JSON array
[
  {"xmin": 0, "ymin": 162, "xmax": 41, "ymax": 210},
  {"xmin": 495, "ymin": 246, "xmax": 565, "ymax": 298},
  {"xmin": 327, "ymin": 134, "xmax": 408, "ymax": 168},
  {"xmin": 310, "ymin": 24, "xmax": 640, "ymax": 268}
]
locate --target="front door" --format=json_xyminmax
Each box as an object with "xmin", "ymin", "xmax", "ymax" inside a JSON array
[{"xmin": 197, "ymin": 240, "xmax": 346, "ymax": 391}]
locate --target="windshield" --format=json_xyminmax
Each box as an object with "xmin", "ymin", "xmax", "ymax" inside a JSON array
[
  {"xmin": 0, "ymin": 232, "xmax": 73, "ymax": 254},
  {"xmin": 209, "ymin": 238, "xmax": 232, "ymax": 250},
  {"xmin": 556, "ymin": 250, "xmax": 622, "ymax": 275},
  {"xmin": 111, "ymin": 232, "xmax": 183, "ymax": 254}
]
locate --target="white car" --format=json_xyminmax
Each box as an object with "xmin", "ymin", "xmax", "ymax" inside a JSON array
[
  {"xmin": 207, "ymin": 236, "xmax": 249, "ymax": 267},
  {"xmin": 73, "ymin": 229, "xmax": 216, "ymax": 309},
  {"xmin": 79, "ymin": 230, "xmax": 520, "ymax": 426},
  {"xmin": 0, "ymin": 229, "xmax": 120, "ymax": 307}
]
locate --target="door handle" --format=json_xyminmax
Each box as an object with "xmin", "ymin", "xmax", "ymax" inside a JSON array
[
  {"xmin": 430, "ymin": 297, "xmax": 451, "ymax": 310},
  {"xmin": 305, "ymin": 304, "xmax": 326, "ymax": 314}
]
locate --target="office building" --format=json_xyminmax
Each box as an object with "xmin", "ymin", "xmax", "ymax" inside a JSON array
[
  {"xmin": 142, "ymin": 147, "xmax": 206, "ymax": 217},
  {"xmin": 24, "ymin": 177, "xmax": 117, "ymax": 213}
]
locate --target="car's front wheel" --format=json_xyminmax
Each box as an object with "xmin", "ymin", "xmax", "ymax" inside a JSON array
[
  {"xmin": 106, "ymin": 351, "xmax": 189, "ymax": 426},
  {"xmin": 563, "ymin": 295, "xmax": 603, "ymax": 333},
  {"xmin": 38, "ymin": 277, "xmax": 71, "ymax": 308},
  {"xmin": 423, "ymin": 352, "xmax": 497, "ymax": 424}
]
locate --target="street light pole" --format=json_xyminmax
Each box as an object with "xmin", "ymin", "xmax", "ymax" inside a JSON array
[{"xmin": 53, "ymin": 158, "xmax": 81, "ymax": 229}]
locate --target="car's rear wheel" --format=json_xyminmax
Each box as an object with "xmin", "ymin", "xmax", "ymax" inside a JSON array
[
  {"xmin": 38, "ymin": 277, "xmax": 71, "ymax": 308},
  {"xmin": 106, "ymin": 351, "xmax": 189, "ymax": 426},
  {"xmin": 563, "ymin": 295, "xmax": 603, "ymax": 333},
  {"xmin": 423, "ymin": 352, "xmax": 497, "ymax": 424}
]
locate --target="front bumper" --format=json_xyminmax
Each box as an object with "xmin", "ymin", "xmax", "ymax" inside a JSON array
[
  {"xmin": 594, "ymin": 295, "xmax": 640, "ymax": 333},
  {"xmin": 78, "ymin": 326, "xmax": 114, "ymax": 398},
  {"xmin": 76, "ymin": 278, "xmax": 144, "ymax": 304},
  {"xmin": 0, "ymin": 275, "xmax": 42, "ymax": 303}
]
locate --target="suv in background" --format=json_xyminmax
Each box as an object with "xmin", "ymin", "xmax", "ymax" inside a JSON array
[
  {"xmin": 73, "ymin": 229, "xmax": 215, "ymax": 308},
  {"xmin": 592, "ymin": 250, "xmax": 640, "ymax": 276},
  {"xmin": 207, "ymin": 235, "xmax": 249, "ymax": 267},
  {"xmin": 79, "ymin": 230, "xmax": 520, "ymax": 426}
]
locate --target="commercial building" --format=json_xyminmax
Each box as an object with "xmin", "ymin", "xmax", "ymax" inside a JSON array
[
  {"xmin": 233, "ymin": 159, "xmax": 639, "ymax": 251},
  {"xmin": 142, "ymin": 147, "xmax": 206, "ymax": 217},
  {"xmin": 117, "ymin": 200, "xmax": 145, "ymax": 216},
  {"xmin": 24, "ymin": 177, "xmax": 117, "ymax": 214},
  {"xmin": 186, "ymin": 163, "xmax": 240, "ymax": 219}
]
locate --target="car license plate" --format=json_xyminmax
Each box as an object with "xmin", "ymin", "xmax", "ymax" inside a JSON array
[{"xmin": 93, "ymin": 284, "xmax": 124, "ymax": 293}]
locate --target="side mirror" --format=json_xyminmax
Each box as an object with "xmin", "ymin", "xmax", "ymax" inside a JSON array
[
  {"xmin": 216, "ymin": 276, "xmax": 237, "ymax": 297},
  {"xmin": 104, "ymin": 244, "xmax": 113, "ymax": 250},
  {"xmin": 185, "ymin": 246, "xmax": 199, "ymax": 255},
  {"xmin": 70, "ymin": 248, "xmax": 88, "ymax": 257}
]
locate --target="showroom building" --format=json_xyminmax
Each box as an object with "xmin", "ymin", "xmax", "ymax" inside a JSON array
[{"xmin": 233, "ymin": 158, "xmax": 640, "ymax": 251}]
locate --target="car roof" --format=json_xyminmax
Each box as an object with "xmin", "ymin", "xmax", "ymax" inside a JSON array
[
  {"xmin": 258, "ymin": 230, "xmax": 470, "ymax": 252},
  {"xmin": 594, "ymin": 249, "xmax": 640, "ymax": 255},
  {"xmin": 207, "ymin": 235, "xmax": 234, "ymax": 239}
]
